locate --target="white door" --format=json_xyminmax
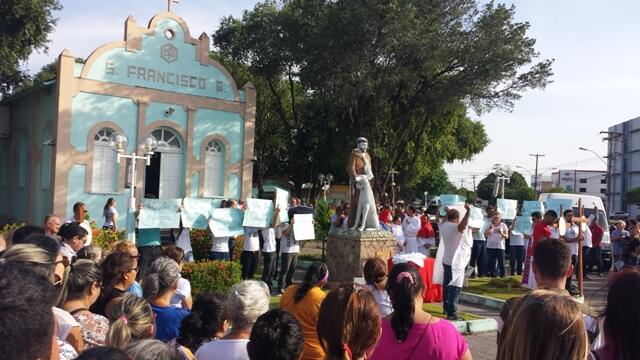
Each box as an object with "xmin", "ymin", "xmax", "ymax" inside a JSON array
[
  {"xmin": 159, "ymin": 152, "xmax": 182, "ymax": 199},
  {"xmin": 204, "ymin": 152, "xmax": 224, "ymax": 196},
  {"xmin": 92, "ymin": 142, "xmax": 117, "ymax": 193}
]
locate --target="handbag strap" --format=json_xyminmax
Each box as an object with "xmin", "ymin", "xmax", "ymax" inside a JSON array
[{"xmin": 407, "ymin": 321, "xmax": 431, "ymax": 359}]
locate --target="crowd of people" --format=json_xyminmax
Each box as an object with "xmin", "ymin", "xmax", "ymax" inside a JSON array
[{"xmin": 2, "ymin": 194, "xmax": 640, "ymax": 360}]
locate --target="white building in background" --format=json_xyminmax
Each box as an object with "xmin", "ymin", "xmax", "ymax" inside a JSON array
[
  {"xmin": 608, "ymin": 117, "xmax": 640, "ymax": 218},
  {"xmin": 550, "ymin": 169, "xmax": 607, "ymax": 199}
]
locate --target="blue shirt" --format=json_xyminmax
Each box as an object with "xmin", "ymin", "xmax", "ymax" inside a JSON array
[
  {"xmin": 137, "ymin": 228, "xmax": 161, "ymax": 247},
  {"xmin": 151, "ymin": 304, "xmax": 190, "ymax": 342},
  {"xmin": 127, "ymin": 281, "xmax": 143, "ymax": 298}
]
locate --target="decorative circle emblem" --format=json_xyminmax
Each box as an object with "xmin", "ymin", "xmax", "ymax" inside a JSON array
[{"xmin": 160, "ymin": 43, "xmax": 178, "ymax": 63}]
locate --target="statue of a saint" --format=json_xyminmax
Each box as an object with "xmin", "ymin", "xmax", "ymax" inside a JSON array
[{"xmin": 346, "ymin": 137, "xmax": 378, "ymax": 231}]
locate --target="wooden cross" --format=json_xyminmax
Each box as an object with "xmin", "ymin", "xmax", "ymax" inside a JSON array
[{"xmin": 167, "ymin": 0, "xmax": 180, "ymax": 12}]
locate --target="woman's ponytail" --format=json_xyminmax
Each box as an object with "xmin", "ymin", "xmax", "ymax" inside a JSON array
[{"xmin": 387, "ymin": 263, "xmax": 424, "ymax": 342}]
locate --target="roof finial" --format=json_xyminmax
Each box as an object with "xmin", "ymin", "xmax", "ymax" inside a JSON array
[{"xmin": 167, "ymin": 0, "xmax": 180, "ymax": 12}]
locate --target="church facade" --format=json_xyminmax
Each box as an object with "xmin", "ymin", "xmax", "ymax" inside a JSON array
[{"xmin": 0, "ymin": 12, "xmax": 256, "ymax": 228}]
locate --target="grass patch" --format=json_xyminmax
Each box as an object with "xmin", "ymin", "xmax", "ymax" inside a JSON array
[
  {"xmin": 422, "ymin": 303, "xmax": 482, "ymax": 321},
  {"xmin": 463, "ymin": 275, "xmax": 528, "ymax": 301}
]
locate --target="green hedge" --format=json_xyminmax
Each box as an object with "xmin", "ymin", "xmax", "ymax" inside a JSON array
[
  {"xmin": 190, "ymin": 229, "xmax": 244, "ymax": 261},
  {"xmin": 181, "ymin": 260, "xmax": 242, "ymax": 297}
]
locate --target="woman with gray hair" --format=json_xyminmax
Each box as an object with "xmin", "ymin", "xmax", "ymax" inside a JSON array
[
  {"xmin": 124, "ymin": 339, "xmax": 181, "ymax": 360},
  {"xmin": 143, "ymin": 256, "xmax": 190, "ymax": 342},
  {"xmin": 195, "ymin": 280, "xmax": 270, "ymax": 360}
]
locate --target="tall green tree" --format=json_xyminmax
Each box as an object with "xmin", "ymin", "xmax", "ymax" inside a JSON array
[
  {"xmin": 625, "ymin": 187, "xmax": 640, "ymax": 207},
  {"xmin": 0, "ymin": 0, "xmax": 62, "ymax": 94},
  {"xmin": 214, "ymin": 0, "xmax": 552, "ymax": 198}
]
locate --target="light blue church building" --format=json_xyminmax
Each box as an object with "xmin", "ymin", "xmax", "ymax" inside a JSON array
[{"xmin": 0, "ymin": 11, "xmax": 256, "ymax": 229}]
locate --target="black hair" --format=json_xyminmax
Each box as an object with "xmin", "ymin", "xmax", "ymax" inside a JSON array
[
  {"xmin": 73, "ymin": 202, "xmax": 86, "ymax": 213},
  {"xmin": 533, "ymin": 239, "xmax": 571, "ymax": 280},
  {"xmin": 61, "ymin": 259, "xmax": 103, "ymax": 303},
  {"xmin": 101, "ymin": 251, "xmax": 135, "ymax": 294},
  {"xmin": 563, "ymin": 209, "xmax": 573, "ymax": 216},
  {"xmin": 247, "ymin": 309, "xmax": 303, "ymax": 360},
  {"xmin": 406, "ymin": 205, "xmax": 416, "ymax": 213},
  {"xmin": 545, "ymin": 210, "xmax": 558, "ymax": 219},
  {"xmin": 58, "ymin": 223, "xmax": 89, "ymax": 242},
  {"xmin": 20, "ymin": 234, "xmax": 60, "ymax": 258},
  {"xmin": 103, "ymin": 198, "xmax": 116, "ymax": 218},
  {"xmin": 392, "ymin": 215, "xmax": 402, "ymax": 223},
  {"xmin": 177, "ymin": 293, "xmax": 227, "ymax": 351},
  {"xmin": 531, "ymin": 211, "xmax": 543, "ymax": 219},
  {"xmin": 10, "ymin": 225, "xmax": 45, "ymax": 244},
  {"xmin": 386, "ymin": 263, "xmax": 424, "ymax": 342},
  {"xmin": 0, "ymin": 262, "xmax": 56, "ymax": 360},
  {"xmin": 76, "ymin": 346, "xmax": 130, "ymax": 360},
  {"xmin": 294, "ymin": 262, "xmax": 328, "ymax": 303}
]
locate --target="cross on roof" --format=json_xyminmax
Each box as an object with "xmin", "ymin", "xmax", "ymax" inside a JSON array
[{"xmin": 167, "ymin": 0, "xmax": 180, "ymax": 12}]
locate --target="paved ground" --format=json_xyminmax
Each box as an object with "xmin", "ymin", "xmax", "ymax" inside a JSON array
[{"xmin": 460, "ymin": 273, "xmax": 610, "ymax": 360}]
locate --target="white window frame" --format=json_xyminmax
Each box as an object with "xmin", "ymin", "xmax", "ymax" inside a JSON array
[
  {"xmin": 203, "ymin": 140, "xmax": 225, "ymax": 197},
  {"xmin": 91, "ymin": 128, "xmax": 118, "ymax": 193}
]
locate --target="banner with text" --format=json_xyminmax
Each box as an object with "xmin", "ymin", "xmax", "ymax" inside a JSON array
[
  {"xmin": 293, "ymin": 214, "xmax": 315, "ymax": 241},
  {"xmin": 242, "ymin": 198, "xmax": 275, "ymax": 228},
  {"xmin": 274, "ymin": 187, "xmax": 290, "ymax": 223},
  {"xmin": 439, "ymin": 194, "xmax": 466, "ymax": 216},
  {"xmin": 545, "ymin": 198, "xmax": 574, "ymax": 218},
  {"xmin": 138, "ymin": 198, "xmax": 181, "ymax": 229},
  {"xmin": 522, "ymin": 201, "xmax": 545, "ymax": 217},
  {"xmin": 209, "ymin": 208, "xmax": 245, "ymax": 237},
  {"xmin": 468, "ymin": 207, "xmax": 485, "ymax": 229},
  {"xmin": 514, "ymin": 216, "xmax": 534, "ymax": 235},
  {"xmin": 497, "ymin": 199, "xmax": 518, "ymax": 220},
  {"xmin": 181, "ymin": 198, "xmax": 220, "ymax": 229}
]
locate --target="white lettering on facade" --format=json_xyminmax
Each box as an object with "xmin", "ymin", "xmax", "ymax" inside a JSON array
[{"xmin": 107, "ymin": 62, "xmax": 210, "ymax": 90}]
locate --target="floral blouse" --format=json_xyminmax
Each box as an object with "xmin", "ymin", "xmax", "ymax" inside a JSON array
[{"xmin": 72, "ymin": 312, "xmax": 109, "ymax": 348}]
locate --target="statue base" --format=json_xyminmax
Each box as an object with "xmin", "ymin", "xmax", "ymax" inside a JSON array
[{"xmin": 326, "ymin": 228, "xmax": 397, "ymax": 283}]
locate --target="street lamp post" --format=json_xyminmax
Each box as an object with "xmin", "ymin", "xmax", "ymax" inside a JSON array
[
  {"xmin": 492, "ymin": 164, "xmax": 513, "ymax": 199},
  {"xmin": 317, "ymin": 173, "xmax": 334, "ymax": 201},
  {"xmin": 110, "ymin": 133, "xmax": 157, "ymax": 242}
]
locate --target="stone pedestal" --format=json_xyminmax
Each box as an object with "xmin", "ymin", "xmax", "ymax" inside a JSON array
[{"xmin": 326, "ymin": 229, "xmax": 397, "ymax": 283}]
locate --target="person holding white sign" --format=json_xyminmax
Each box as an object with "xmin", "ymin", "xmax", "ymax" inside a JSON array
[
  {"xmin": 484, "ymin": 213, "xmax": 509, "ymax": 278},
  {"xmin": 509, "ymin": 217, "xmax": 526, "ymax": 276},
  {"xmin": 261, "ymin": 207, "xmax": 281, "ymax": 292},
  {"xmin": 241, "ymin": 226, "xmax": 261, "ymax": 280},
  {"xmin": 401, "ymin": 206, "xmax": 421, "ymax": 253},
  {"xmin": 560, "ymin": 209, "xmax": 582, "ymax": 295}
]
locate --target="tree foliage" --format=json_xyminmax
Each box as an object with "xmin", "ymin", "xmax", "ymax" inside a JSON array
[
  {"xmin": 547, "ymin": 186, "xmax": 567, "ymax": 193},
  {"xmin": 0, "ymin": 0, "xmax": 62, "ymax": 93},
  {"xmin": 625, "ymin": 187, "xmax": 640, "ymax": 207},
  {"xmin": 213, "ymin": 0, "xmax": 553, "ymax": 199},
  {"xmin": 477, "ymin": 171, "xmax": 535, "ymax": 204}
]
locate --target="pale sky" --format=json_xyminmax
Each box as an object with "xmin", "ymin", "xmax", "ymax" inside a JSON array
[{"xmin": 26, "ymin": 0, "xmax": 639, "ymax": 187}]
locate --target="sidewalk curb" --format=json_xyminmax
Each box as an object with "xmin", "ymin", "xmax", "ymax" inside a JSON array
[
  {"xmin": 459, "ymin": 292, "xmax": 505, "ymax": 310},
  {"xmin": 451, "ymin": 317, "xmax": 498, "ymax": 334}
]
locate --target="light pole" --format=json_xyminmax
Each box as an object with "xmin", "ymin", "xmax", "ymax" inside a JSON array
[
  {"xmin": 492, "ymin": 164, "xmax": 513, "ymax": 199},
  {"xmin": 110, "ymin": 132, "xmax": 157, "ymax": 241},
  {"xmin": 424, "ymin": 191, "xmax": 429, "ymax": 207},
  {"xmin": 389, "ymin": 169, "xmax": 399, "ymax": 205},
  {"xmin": 317, "ymin": 173, "xmax": 334, "ymax": 201}
]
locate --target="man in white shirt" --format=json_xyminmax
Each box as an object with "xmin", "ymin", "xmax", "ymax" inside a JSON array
[
  {"xmin": 65, "ymin": 202, "xmax": 93, "ymax": 246},
  {"xmin": 439, "ymin": 203, "xmax": 472, "ymax": 320},
  {"xmin": 401, "ymin": 206, "xmax": 421, "ymax": 253},
  {"xmin": 241, "ymin": 227, "xmax": 261, "ymax": 280},
  {"xmin": 561, "ymin": 209, "xmax": 583, "ymax": 295},
  {"xmin": 58, "ymin": 223, "xmax": 89, "ymax": 262},
  {"xmin": 484, "ymin": 213, "xmax": 509, "ymax": 277}
]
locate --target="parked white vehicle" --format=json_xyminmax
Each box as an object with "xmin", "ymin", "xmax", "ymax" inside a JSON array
[{"xmin": 538, "ymin": 193, "xmax": 611, "ymax": 245}]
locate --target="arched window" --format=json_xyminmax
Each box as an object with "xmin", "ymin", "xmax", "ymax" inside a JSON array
[
  {"xmin": 151, "ymin": 128, "xmax": 181, "ymax": 151},
  {"xmin": 204, "ymin": 140, "xmax": 225, "ymax": 197},
  {"xmin": 91, "ymin": 127, "xmax": 117, "ymax": 193}
]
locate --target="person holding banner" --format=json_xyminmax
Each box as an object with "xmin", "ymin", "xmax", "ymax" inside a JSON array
[
  {"xmin": 261, "ymin": 207, "xmax": 281, "ymax": 292},
  {"xmin": 560, "ymin": 209, "xmax": 582, "ymax": 295},
  {"xmin": 509, "ymin": 218, "xmax": 526, "ymax": 276},
  {"xmin": 522, "ymin": 210, "xmax": 558, "ymax": 289},
  {"xmin": 277, "ymin": 220, "xmax": 297, "ymax": 294},
  {"xmin": 241, "ymin": 226, "xmax": 261, "ymax": 280},
  {"xmin": 485, "ymin": 213, "xmax": 509, "ymax": 278},
  {"xmin": 135, "ymin": 203, "xmax": 162, "ymax": 280}
]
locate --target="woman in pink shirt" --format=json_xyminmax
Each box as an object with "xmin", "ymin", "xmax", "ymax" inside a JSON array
[{"xmin": 371, "ymin": 263, "xmax": 471, "ymax": 360}]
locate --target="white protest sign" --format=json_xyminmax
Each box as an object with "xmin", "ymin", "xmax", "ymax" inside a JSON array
[
  {"xmin": 439, "ymin": 194, "xmax": 466, "ymax": 216},
  {"xmin": 497, "ymin": 199, "xmax": 518, "ymax": 220},
  {"xmin": 242, "ymin": 198, "xmax": 275, "ymax": 228},
  {"xmin": 468, "ymin": 206, "xmax": 485, "ymax": 229},
  {"xmin": 181, "ymin": 198, "xmax": 220, "ymax": 229},
  {"xmin": 209, "ymin": 208, "xmax": 245, "ymax": 237},
  {"xmin": 293, "ymin": 214, "xmax": 315, "ymax": 241},
  {"xmin": 138, "ymin": 198, "xmax": 181, "ymax": 229},
  {"xmin": 274, "ymin": 187, "xmax": 290, "ymax": 223},
  {"xmin": 522, "ymin": 201, "xmax": 545, "ymax": 217}
]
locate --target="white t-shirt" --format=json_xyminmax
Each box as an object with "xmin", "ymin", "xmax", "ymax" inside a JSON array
[
  {"xmin": 195, "ymin": 338, "xmax": 250, "ymax": 360},
  {"xmin": 366, "ymin": 285, "xmax": 393, "ymax": 318},
  {"xmin": 510, "ymin": 231, "xmax": 525, "ymax": 246},
  {"xmin": 243, "ymin": 228, "xmax": 260, "ymax": 252},
  {"xmin": 565, "ymin": 224, "xmax": 579, "ymax": 255},
  {"xmin": 401, "ymin": 215, "xmax": 420, "ymax": 238},
  {"xmin": 103, "ymin": 207, "xmax": 118, "ymax": 227},
  {"xmin": 280, "ymin": 224, "xmax": 299, "ymax": 253},
  {"xmin": 210, "ymin": 236, "xmax": 229, "ymax": 253},
  {"xmin": 583, "ymin": 226, "xmax": 593, "ymax": 248},
  {"xmin": 439, "ymin": 222, "xmax": 464, "ymax": 266},
  {"xmin": 66, "ymin": 216, "xmax": 93, "ymax": 246},
  {"xmin": 391, "ymin": 224, "xmax": 405, "ymax": 245},
  {"xmin": 53, "ymin": 306, "xmax": 80, "ymax": 341},
  {"xmin": 261, "ymin": 228, "xmax": 276, "ymax": 253},
  {"xmin": 60, "ymin": 242, "xmax": 76, "ymax": 260},
  {"xmin": 170, "ymin": 277, "xmax": 191, "ymax": 308},
  {"xmin": 486, "ymin": 223, "xmax": 508, "ymax": 250}
]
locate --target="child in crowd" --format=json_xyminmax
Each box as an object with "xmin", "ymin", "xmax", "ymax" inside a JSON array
[{"xmin": 363, "ymin": 258, "xmax": 393, "ymax": 317}]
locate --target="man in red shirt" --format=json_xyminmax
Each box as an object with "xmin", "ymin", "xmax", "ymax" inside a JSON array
[
  {"xmin": 589, "ymin": 206, "xmax": 605, "ymax": 277},
  {"xmin": 522, "ymin": 210, "xmax": 558, "ymax": 288}
]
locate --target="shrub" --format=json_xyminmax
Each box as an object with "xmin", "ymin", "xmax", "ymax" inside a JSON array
[
  {"xmin": 182, "ymin": 260, "xmax": 242, "ymax": 298},
  {"xmin": 1, "ymin": 223, "xmax": 24, "ymax": 241},
  {"xmin": 190, "ymin": 229, "xmax": 210, "ymax": 261},
  {"xmin": 93, "ymin": 229, "xmax": 125, "ymax": 250}
]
